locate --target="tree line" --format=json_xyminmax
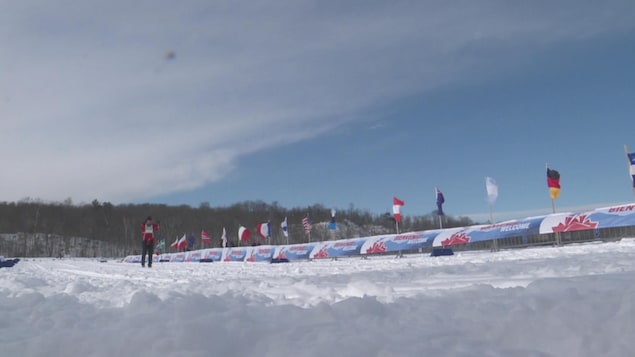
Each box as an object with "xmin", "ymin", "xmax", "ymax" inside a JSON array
[{"xmin": 0, "ymin": 198, "xmax": 476, "ymax": 257}]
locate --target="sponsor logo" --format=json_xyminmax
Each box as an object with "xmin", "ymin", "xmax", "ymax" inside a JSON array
[
  {"xmin": 442, "ymin": 232, "xmax": 470, "ymax": 247},
  {"xmin": 608, "ymin": 205, "xmax": 635, "ymax": 213},
  {"xmin": 552, "ymin": 215, "xmax": 598, "ymax": 232},
  {"xmin": 394, "ymin": 234, "xmax": 420, "ymax": 241},
  {"xmin": 366, "ymin": 242, "xmax": 387, "ymax": 254},
  {"xmin": 313, "ymin": 248, "xmax": 329, "ymax": 259},
  {"xmin": 480, "ymin": 222, "xmax": 530, "ymax": 232}
]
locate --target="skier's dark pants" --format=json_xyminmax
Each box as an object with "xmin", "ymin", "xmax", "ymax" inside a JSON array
[{"xmin": 141, "ymin": 240, "xmax": 154, "ymax": 267}]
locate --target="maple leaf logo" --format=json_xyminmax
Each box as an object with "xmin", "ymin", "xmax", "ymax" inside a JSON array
[
  {"xmin": 313, "ymin": 247, "xmax": 329, "ymax": 259},
  {"xmin": 442, "ymin": 232, "xmax": 470, "ymax": 247},
  {"xmin": 552, "ymin": 215, "xmax": 598, "ymax": 232},
  {"xmin": 366, "ymin": 242, "xmax": 387, "ymax": 254},
  {"xmin": 277, "ymin": 250, "xmax": 287, "ymax": 259}
]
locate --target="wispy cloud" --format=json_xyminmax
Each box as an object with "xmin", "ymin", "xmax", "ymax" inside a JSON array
[{"xmin": 2, "ymin": 1, "xmax": 634, "ymax": 203}]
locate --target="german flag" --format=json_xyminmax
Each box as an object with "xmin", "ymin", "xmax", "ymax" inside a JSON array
[{"xmin": 547, "ymin": 168, "xmax": 561, "ymax": 200}]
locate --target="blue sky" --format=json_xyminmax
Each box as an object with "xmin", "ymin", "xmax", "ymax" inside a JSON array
[{"xmin": 2, "ymin": 1, "xmax": 635, "ymax": 222}]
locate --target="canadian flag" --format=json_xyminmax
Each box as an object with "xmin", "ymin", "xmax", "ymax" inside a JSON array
[
  {"xmin": 201, "ymin": 230, "xmax": 212, "ymax": 243},
  {"xmin": 393, "ymin": 196, "xmax": 405, "ymax": 223},
  {"xmin": 256, "ymin": 222, "xmax": 270, "ymax": 239},
  {"xmin": 177, "ymin": 234, "xmax": 187, "ymax": 250},
  {"xmin": 238, "ymin": 226, "xmax": 251, "ymax": 242}
]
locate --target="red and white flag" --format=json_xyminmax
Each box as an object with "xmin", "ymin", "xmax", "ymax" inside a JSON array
[
  {"xmin": 177, "ymin": 234, "xmax": 187, "ymax": 250},
  {"xmin": 201, "ymin": 230, "xmax": 212, "ymax": 243},
  {"xmin": 170, "ymin": 236, "xmax": 179, "ymax": 249},
  {"xmin": 393, "ymin": 196, "xmax": 405, "ymax": 223},
  {"xmin": 238, "ymin": 226, "xmax": 250, "ymax": 242},
  {"xmin": 256, "ymin": 222, "xmax": 270, "ymax": 239}
]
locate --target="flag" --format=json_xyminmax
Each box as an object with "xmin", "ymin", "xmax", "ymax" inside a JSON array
[
  {"xmin": 238, "ymin": 225, "xmax": 250, "ymax": 242},
  {"xmin": 155, "ymin": 239, "xmax": 165, "ymax": 254},
  {"xmin": 177, "ymin": 234, "xmax": 187, "ymax": 250},
  {"xmin": 328, "ymin": 209, "xmax": 336, "ymax": 230},
  {"xmin": 170, "ymin": 236, "xmax": 179, "ymax": 249},
  {"xmin": 302, "ymin": 214, "xmax": 311, "ymax": 234},
  {"xmin": 485, "ymin": 177, "xmax": 498, "ymax": 205},
  {"xmin": 221, "ymin": 227, "xmax": 227, "ymax": 248},
  {"xmin": 187, "ymin": 234, "xmax": 195, "ymax": 249},
  {"xmin": 201, "ymin": 230, "xmax": 212, "ymax": 243},
  {"xmin": 627, "ymin": 151, "xmax": 635, "ymax": 190},
  {"xmin": 435, "ymin": 188, "xmax": 445, "ymax": 216},
  {"xmin": 392, "ymin": 196, "xmax": 404, "ymax": 223},
  {"xmin": 256, "ymin": 222, "xmax": 271, "ymax": 239},
  {"xmin": 547, "ymin": 168, "xmax": 561, "ymax": 200},
  {"xmin": 280, "ymin": 217, "xmax": 288, "ymax": 238}
]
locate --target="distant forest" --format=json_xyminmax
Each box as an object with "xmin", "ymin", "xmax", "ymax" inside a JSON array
[{"xmin": 0, "ymin": 198, "xmax": 476, "ymax": 258}]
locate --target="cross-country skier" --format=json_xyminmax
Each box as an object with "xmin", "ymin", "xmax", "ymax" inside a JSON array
[{"xmin": 141, "ymin": 216, "xmax": 159, "ymax": 267}]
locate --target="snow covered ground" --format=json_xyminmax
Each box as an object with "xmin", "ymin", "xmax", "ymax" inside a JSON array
[{"xmin": 2, "ymin": 240, "xmax": 635, "ymax": 356}]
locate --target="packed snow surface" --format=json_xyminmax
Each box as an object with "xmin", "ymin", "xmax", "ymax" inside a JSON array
[{"xmin": 2, "ymin": 240, "xmax": 635, "ymax": 356}]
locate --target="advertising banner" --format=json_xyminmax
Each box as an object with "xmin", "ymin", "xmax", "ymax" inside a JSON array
[
  {"xmin": 246, "ymin": 246, "xmax": 275, "ymax": 262},
  {"xmin": 273, "ymin": 244, "xmax": 316, "ymax": 261},
  {"xmin": 361, "ymin": 231, "xmax": 438, "ymax": 255},
  {"xmin": 184, "ymin": 250, "xmax": 202, "ymax": 262},
  {"xmin": 201, "ymin": 248, "xmax": 223, "ymax": 261},
  {"xmin": 309, "ymin": 238, "xmax": 368, "ymax": 259},
  {"xmin": 540, "ymin": 204, "xmax": 635, "ymax": 233},
  {"xmin": 222, "ymin": 247, "xmax": 251, "ymax": 262},
  {"xmin": 170, "ymin": 252, "xmax": 187, "ymax": 262},
  {"xmin": 465, "ymin": 217, "xmax": 545, "ymax": 243},
  {"xmin": 432, "ymin": 227, "xmax": 469, "ymax": 247}
]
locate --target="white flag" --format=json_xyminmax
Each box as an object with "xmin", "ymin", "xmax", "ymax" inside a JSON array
[
  {"xmin": 221, "ymin": 227, "xmax": 227, "ymax": 248},
  {"xmin": 486, "ymin": 177, "xmax": 498, "ymax": 204}
]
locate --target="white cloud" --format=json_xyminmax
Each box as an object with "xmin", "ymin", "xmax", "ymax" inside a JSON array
[{"xmin": 1, "ymin": 1, "xmax": 634, "ymax": 203}]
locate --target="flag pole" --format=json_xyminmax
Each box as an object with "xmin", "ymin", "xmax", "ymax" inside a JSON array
[
  {"xmin": 395, "ymin": 221, "xmax": 400, "ymax": 234},
  {"xmin": 625, "ymin": 144, "xmax": 635, "ymax": 201},
  {"xmin": 547, "ymin": 162, "xmax": 561, "ymax": 246},
  {"xmin": 438, "ymin": 215, "xmax": 443, "ymax": 229},
  {"xmin": 548, "ymin": 163, "xmax": 557, "ymax": 213},
  {"xmin": 551, "ymin": 198, "xmax": 560, "ymax": 245},
  {"xmin": 488, "ymin": 203, "xmax": 499, "ymax": 251}
]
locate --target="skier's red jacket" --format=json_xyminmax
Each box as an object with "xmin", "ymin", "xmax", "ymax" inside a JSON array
[{"xmin": 141, "ymin": 222, "xmax": 159, "ymax": 244}]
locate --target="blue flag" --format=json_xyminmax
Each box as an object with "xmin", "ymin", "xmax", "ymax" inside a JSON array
[
  {"xmin": 328, "ymin": 209, "xmax": 336, "ymax": 230},
  {"xmin": 186, "ymin": 234, "xmax": 196, "ymax": 249},
  {"xmin": 628, "ymin": 152, "xmax": 635, "ymax": 189}
]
